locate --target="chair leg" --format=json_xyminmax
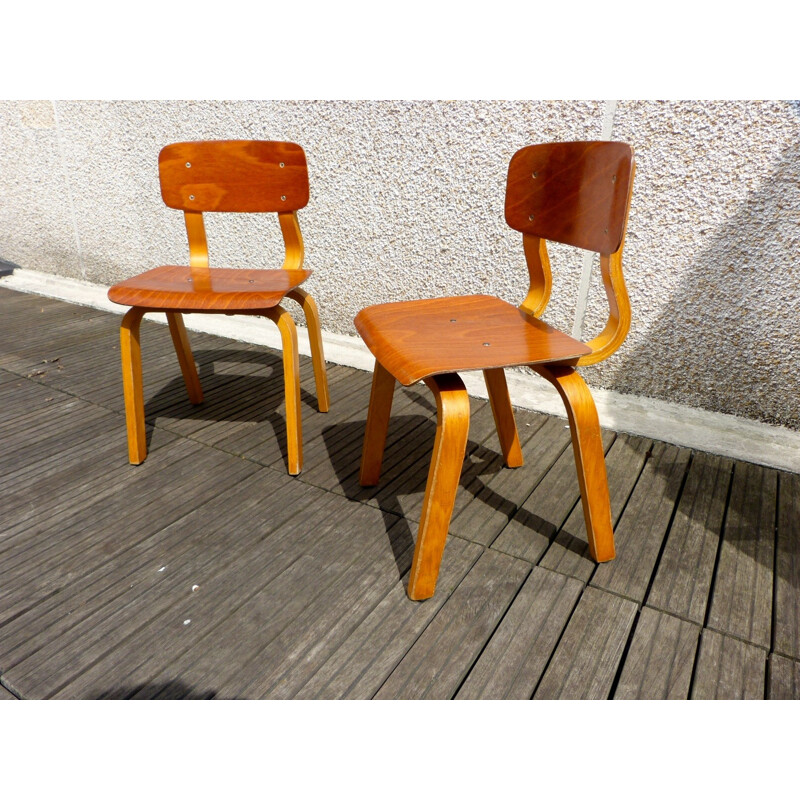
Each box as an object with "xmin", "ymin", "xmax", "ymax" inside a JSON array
[
  {"xmin": 483, "ymin": 367, "xmax": 523, "ymax": 468},
  {"xmin": 264, "ymin": 305, "xmax": 303, "ymax": 475},
  {"xmin": 407, "ymin": 373, "xmax": 471, "ymax": 601},
  {"xmin": 166, "ymin": 312, "xmax": 203, "ymax": 405},
  {"xmin": 287, "ymin": 288, "xmax": 330, "ymax": 412},
  {"xmin": 120, "ymin": 307, "xmax": 147, "ymax": 465},
  {"xmin": 532, "ymin": 364, "xmax": 616, "ymax": 562},
  {"xmin": 359, "ymin": 360, "xmax": 396, "ymax": 486}
]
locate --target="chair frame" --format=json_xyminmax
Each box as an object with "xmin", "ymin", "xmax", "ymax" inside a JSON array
[
  {"xmin": 356, "ymin": 141, "xmax": 635, "ymax": 599},
  {"xmin": 110, "ymin": 140, "xmax": 329, "ymax": 476}
]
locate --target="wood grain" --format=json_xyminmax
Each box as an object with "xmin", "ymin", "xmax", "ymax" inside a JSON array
[
  {"xmin": 504, "ymin": 140, "xmax": 634, "ymax": 254},
  {"xmin": 159, "ymin": 140, "xmax": 309, "ymax": 213},
  {"xmin": 354, "ymin": 294, "xmax": 590, "ymax": 386}
]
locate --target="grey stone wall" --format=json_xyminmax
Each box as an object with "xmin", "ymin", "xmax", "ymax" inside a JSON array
[{"xmin": 1, "ymin": 100, "xmax": 798, "ymax": 429}]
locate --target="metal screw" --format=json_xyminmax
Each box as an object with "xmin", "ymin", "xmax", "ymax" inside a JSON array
[
  {"xmin": 189, "ymin": 194, "xmax": 195, "ymax": 200},
  {"xmin": 279, "ymin": 162, "xmax": 285, "ymax": 168},
  {"xmin": 532, "ymin": 171, "xmax": 538, "ymax": 178},
  {"xmin": 281, "ymin": 195, "xmax": 286, "ymax": 201},
  {"xmin": 248, "ymin": 279, "xmax": 255, "ymax": 283},
  {"xmin": 529, "ymin": 214, "xmax": 535, "ymax": 221},
  {"xmin": 483, "ymin": 342, "xmax": 491, "ymax": 347},
  {"xmin": 186, "ymin": 162, "xmax": 191, "ymax": 168},
  {"xmin": 611, "ymin": 174, "xmax": 617, "ymax": 182},
  {"xmin": 450, "ymin": 319, "xmax": 457, "ymax": 323}
]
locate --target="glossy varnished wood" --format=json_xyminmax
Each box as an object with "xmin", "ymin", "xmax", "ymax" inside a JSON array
[
  {"xmin": 354, "ymin": 294, "xmax": 591, "ymax": 386},
  {"xmin": 107, "ymin": 266, "xmax": 312, "ymax": 311},
  {"xmin": 504, "ymin": 140, "xmax": 634, "ymax": 254},
  {"xmin": 354, "ymin": 141, "xmax": 635, "ymax": 599},
  {"xmin": 159, "ymin": 140, "xmax": 309, "ymax": 213},
  {"xmin": 107, "ymin": 140, "xmax": 329, "ymax": 474}
]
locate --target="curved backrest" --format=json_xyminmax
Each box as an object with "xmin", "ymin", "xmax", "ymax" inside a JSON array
[
  {"xmin": 158, "ymin": 140, "xmax": 309, "ymax": 213},
  {"xmin": 504, "ymin": 141, "xmax": 634, "ymax": 255}
]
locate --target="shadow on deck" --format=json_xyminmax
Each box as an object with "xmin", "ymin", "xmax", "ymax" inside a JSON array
[{"xmin": 1, "ymin": 286, "xmax": 798, "ymax": 700}]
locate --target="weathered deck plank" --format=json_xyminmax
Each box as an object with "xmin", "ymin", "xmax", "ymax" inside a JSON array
[
  {"xmin": 768, "ymin": 654, "xmax": 800, "ymax": 700},
  {"xmin": 533, "ymin": 586, "xmax": 638, "ymax": 699},
  {"xmin": 774, "ymin": 470, "xmax": 800, "ymax": 659},
  {"xmin": 691, "ymin": 629, "xmax": 766, "ymax": 700},
  {"xmin": 645, "ymin": 451, "xmax": 732, "ymax": 624},
  {"xmin": 706, "ymin": 461, "xmax": 776, "ymax": 649},
  {"xmin": 374, "ymin": 550, "xmax": 531, "ymax": 700},
  {"xmin": 455, "ymin": 567, "xmax": 583, "ymax": 699},
  {"xmin": 613, "ymin": 607, "xmax": 700, "ymax": 699},
  {"xmin": 536, "ymin": 433, "xmax": 652, "ymax": 581}
]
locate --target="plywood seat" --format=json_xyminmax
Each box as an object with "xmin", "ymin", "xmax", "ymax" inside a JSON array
[
  {"xmin": 355, "ymin": 141, "xmax": 636, "ymax": 600},
  {"xmin": 355, "ymin": 294, "xmax": 591, "ymax": 386},
  {"xmin": 107, "ymin": 265, "xmax": 312, "ymax": 311}
]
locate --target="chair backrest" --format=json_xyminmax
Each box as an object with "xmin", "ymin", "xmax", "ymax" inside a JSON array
[
  {"xmin": 158, "ymin": 140, "xmax": 309, "ymax": 213},
  {"xmin": 504, "ymin": 141, "xmax": 634, "ymax": 255}
]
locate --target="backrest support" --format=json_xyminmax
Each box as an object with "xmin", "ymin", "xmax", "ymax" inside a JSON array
[
  {"xmin": 159, "ymin": 140, "xmax": 309, "ymax": 213},
  {"xmin": 505, "ymin": 141, "xmax": 634, "ymax": 255}
]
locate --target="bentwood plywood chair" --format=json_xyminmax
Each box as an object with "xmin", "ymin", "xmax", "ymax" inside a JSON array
[
  {"xmin": 108, "ymin": 140, "xmax": 329, "ymax": 475},
  {"xmin": 355, "ymin": 141, "xmax": 635, "ymax": 599}
]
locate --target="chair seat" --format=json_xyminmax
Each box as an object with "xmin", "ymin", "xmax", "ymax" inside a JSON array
[
  {"xmin": 108, "ymin": 265, "xmax": 312, "ymax": 311},
  {"xmin": 354, "ymin": 294, "xmax": 591, "ymax": 385}
]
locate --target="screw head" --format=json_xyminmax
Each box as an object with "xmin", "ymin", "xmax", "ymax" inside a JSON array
[
  {"xmin": 185, "ymin": 162, "xmax": 191, "ymax": 168},
  {"xmin": 189, "ymin": 194, "xmax": 195, "ymax": 200},
  {"xmin": 483, "ymin": 342, "xmax": 491, "ymax": 347},
  {"xmin": 281, "ymin": 195, "xmax": 286, "ymax": 201},
  {"xmin": 532, "ymin": 171, "xmax": 538, "ymax": 178},
  {"xmin": 279, "ymin": 162, "xmax": 285, "ymax": 168},
  {"xmin": 529, "ymin": 214, "xmax": 535, "ymax": 221}
]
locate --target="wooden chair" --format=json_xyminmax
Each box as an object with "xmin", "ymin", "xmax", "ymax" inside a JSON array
[
  {"xmin": 355, "ymin": 141, "xmax": 635, "ymax": 600},
  {"xmin": 108, "ymin": 140, "xmax": 329, "ymax": 475}
]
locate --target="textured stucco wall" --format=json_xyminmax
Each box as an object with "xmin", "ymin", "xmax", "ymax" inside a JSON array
[{"xmin": 1, "ymin": 100, "xmax": 798, "ymax": 430}]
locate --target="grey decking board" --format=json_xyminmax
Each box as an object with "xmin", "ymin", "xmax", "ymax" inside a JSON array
[
  {"xmin": 46, "ymin": 476, "xmax": 337, "ymax": 699},
  {"xmin": 456, "ymin": 566, "xmax": 584, "ymax": 699},
  {"xmin": 768, "ymin": 654, "xmax": 800, "ymax": 700},
  {"xmin": 294, "ymin": 537, "xmax": 484, "ymax": 699},
  {"xmin": 691, "ymin": 629, "xmax": 767, "ymax": 700},
  {"xmin": 0, "ymin": 683, "xmax": 18, "ymax": 700},
  {"xmin": 645, "ymin": 451, "xmax": 733, "ymax": 624},
  {"xmin": 130, "ymin": 498, "xmax": 407, "ymax": 700},
  {"xmin": 449, "ymin": 414, "xmax": 574, "ymax": 547},
  {"xmin": 589, "ymin": 441, "xmax": 691, "ymax": 601},
  {"xmin": 537, "ymin": 433, "xmax": 652, "ymax": 581},
  {"xmin": 706, "ymin": 461, "xmax": 776, "ymax": 649},
  {"xmin": 774, "ymin": 471, "xmax": 800, "ymax": 659},
  {"xmin": 491, "ymin": 429, "xmax": 616, "ymax": 564},
  {"xmin": 533, "ymin": 586, "xmax": 638, "ymax": 699},
  {"xmin": 374, "ymin": 550, "xmax": 531, "ymax": 700},
  {"xmin": 0, "ymin": 467, "xmax": 303, "ymax": 678},
  {"xmin": 613, "ymin": 607, "xmax": 701, "ymax": 699}
]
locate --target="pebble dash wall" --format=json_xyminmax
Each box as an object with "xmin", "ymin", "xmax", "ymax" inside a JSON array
[{"xmin": 1, "ymin": 100, "xmax": 798, "ymax": 430}]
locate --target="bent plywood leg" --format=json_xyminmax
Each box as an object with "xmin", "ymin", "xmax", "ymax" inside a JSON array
[
  {"xmin": 407, "ymin": 373, "xmax": 470, "ymax": 601},
  {"xmin": 120, "ymin": 307, "xmax": 147, "ymax": 465},
  {"xmin": 483, "ymin": 367, "xmax": 523, "ymax": 468},
  {"xmin": 532, "ymin": 364, "xmax": 615, "ymax": 562},
  {"xmin": 264, "ymin": 305, "xmax": 303, "ymax": 475},
  {"xmin": 287, "ymin": 287, "xmax": 330, "ymax": 412},
  {"xmin": 166, "ymin": 311, "xmax": 203, "ymax": 405},
  {"xmin": 359, "ymin": 360, "xmax": 396, "ymax": 486}
]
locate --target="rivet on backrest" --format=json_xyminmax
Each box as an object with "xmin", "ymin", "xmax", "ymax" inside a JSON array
[
  {"xmin": 186, "ymin": 162, "xmax": 191, "ymax": 168},
  {"xmin": 281, "ymin": 195, "xmax": 286, "ymax": 201},
  {"xmin": 532, "ymin": 171, "xmax": 538, "ymax": 178},
  {"xmin": 529, "ymin": 214, "xmax": 535, "ymax": 221},
  {"xmin": 189, "ymin": 195, "xmax": 195, "ymax": 200},
  {"xmin": 279, "ymin": 162, "xmax": 285, "ymax": 168}
]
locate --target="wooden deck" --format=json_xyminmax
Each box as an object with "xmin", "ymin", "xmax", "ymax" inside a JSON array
[{"xmin": 1, "ymin": 285, "xmax": 798, "ymax": 700}]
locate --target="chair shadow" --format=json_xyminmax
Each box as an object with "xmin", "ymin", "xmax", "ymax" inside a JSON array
[
  {"xmin": 319, "ymin": 386, "xmax": 591, "ymax": 582},
  {"xmin": 141, "ymin": 347, "xmax": 319, "ymax": 464},
  {"xmin": 95, "ymin": 681, "xmax": 216, "ymax": 700}
]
